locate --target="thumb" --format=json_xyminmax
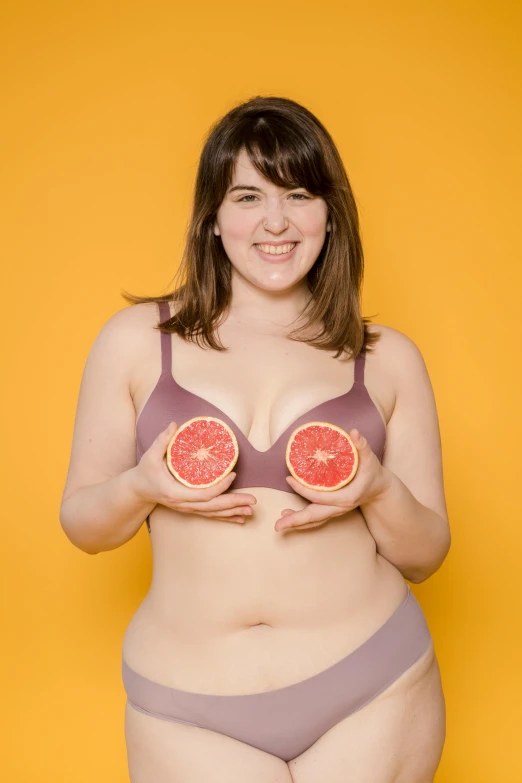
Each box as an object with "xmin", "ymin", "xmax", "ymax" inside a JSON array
[
  {"xmin": 165, "ymin": 421, "xmax": 177, "ymax": 437},
  {"xmin": 349, "ymin": 429, "xmax": 366, "ymax": 448},
  {"xmin": 156, "ymin": 421, "xmax": 177, "ymax": 448}
]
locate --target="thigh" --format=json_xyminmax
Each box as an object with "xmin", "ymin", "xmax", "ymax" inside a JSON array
[
  {"xmin": 287, "ymin": 643, "xmax": 446, "ymax": 783},
  {"xmin": 124, "ymin": 701, "xmax": 293, "ymax": 783}
]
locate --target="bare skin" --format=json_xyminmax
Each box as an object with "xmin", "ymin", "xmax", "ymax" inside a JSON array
[
  {"xmin": 121, "ymin": 302, "xmax": 446, "ymax": 782},
  {"xmin": 66, "ymin": 150, "xmax": 447, "ymax": 780}
]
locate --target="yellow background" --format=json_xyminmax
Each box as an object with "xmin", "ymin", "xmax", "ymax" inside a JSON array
[{"xmin": 2, "ymin": 0, "xmax": 521, "ymax": 779}]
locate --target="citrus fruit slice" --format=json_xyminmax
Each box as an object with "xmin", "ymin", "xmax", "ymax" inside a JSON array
[
  {"xmin": 285, "ymin": 421, "xmax": 359, "ymax": 491},
  {"xmin": 166, "ymin": 416, "xmax": 239, "ymax": 488}
]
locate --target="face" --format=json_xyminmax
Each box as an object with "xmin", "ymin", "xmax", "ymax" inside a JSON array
[{"xmin": 213, "ymin": 148, "xmax": 331, "ymax": 292}]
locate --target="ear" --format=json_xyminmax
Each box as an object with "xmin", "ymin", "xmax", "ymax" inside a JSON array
[
  {"xmin": 326, "ymin": 219, "xmax": 331, "ymax": 232},
  {"xmin": 213, "ymin": 220, "xmax": 221, "ymax": 236}
]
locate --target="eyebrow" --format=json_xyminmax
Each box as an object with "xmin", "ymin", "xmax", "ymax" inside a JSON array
[
  {"xmin": 226, "ymin": 184, "xmax": 305, "ymax": 195},
  {"xmin": 226, "ymin": 184, "xmax": 264, "ymax": 194}
]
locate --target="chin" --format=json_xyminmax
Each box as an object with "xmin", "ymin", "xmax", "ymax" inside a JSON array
[{"xmin": 254, "ymin": 273, "xmax": 301, "ymax": 289}]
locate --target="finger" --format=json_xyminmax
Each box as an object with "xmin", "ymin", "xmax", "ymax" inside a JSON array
[
  {"xmin": 349, "ymin": 428, "xmax": 372, "ymax": 454},
  {"xmin": 154, "ymin": 421, "xmax": 178, "ymax": 456},
  {"xmin": 173, "ymin": 471, "xmax": 238, "ymax": 502},
  {"xmin": 177, "ymin": 494, "xmax": 256, "ymax": 512},
  {"xmin": 192, "ymin": 510, "xmax": 246, "ymax": 523},
  {"xmin": 205, "ymin": 513, "xmax": 246, "ymax": 524},
  {"xmin": 281, "ymin": 519, "xmax": 325, "ymax": 530},
  {"xmin": 284, "ymin": 476, "xmax": 339, "ymax": 503},
  {"xmin": 191, "ymin": 505, "xmax": 253, "ymax": 518},
  {"xmin": 275, "ymin": 503, "xmax": 340, "ymax": 530},
  {"xmin": 285, "ymin": 475, "xmax": 357, "ymax": 503}
]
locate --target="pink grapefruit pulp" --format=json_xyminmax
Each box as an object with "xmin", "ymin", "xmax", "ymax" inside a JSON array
[
  {"xmin": 166, "ymin": 416, "xmax": 239, "ymax": 488},
  {"xmin": 285, "ymin": 421, "xmax": 359, "ymax": 491}
]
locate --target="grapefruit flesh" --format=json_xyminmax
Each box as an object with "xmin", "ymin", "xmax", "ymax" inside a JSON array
[
  {"xmin": 166, "ymin": 416, "xmax": 239, "ymax": 488},
  {"xmin": 286, "ymin": 421, "xmax": 359, "ymax": 491}
]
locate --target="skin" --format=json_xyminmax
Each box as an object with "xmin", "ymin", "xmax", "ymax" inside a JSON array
[
  {"xmin": 213, "ymin": 148, "xmax": 331, "ymax": 318},
  {"xmin": 96, "ymin": 148, "xmax": 447, "ymax": 780}
]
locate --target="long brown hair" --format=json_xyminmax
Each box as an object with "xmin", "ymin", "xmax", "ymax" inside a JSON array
[{"xmin": 121, "ymin": 95, "xmax": 381, "ymax": 359}]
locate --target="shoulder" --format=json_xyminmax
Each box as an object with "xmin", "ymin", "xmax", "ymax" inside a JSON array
[
  {"xmin": 84, "ymin": 302, "xmax": 164, "ymax": 388},
  {"xmin": 93, "ymin": 296, "xmax": 184, "ymax": 352},
  {"xmin": 364, "ymin": 323, "xmax": 432, "ymax": 411},
  {"xmin": 367, "ymin": 323, "xmax": 427, "ymax": 378},
  {"xmin": 93, "ymin": 301, "xmax": 161, "ymax": 352}
]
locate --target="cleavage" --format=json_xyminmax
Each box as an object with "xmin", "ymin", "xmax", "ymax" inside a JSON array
[{"xmin": 170, "ymin": 333, "xmax": 355, "ymax": 452}]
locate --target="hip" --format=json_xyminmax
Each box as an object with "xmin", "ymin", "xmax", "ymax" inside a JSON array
[{"xmin": 122, "ymin": 557, "xmax": 414, "ymax": 695}]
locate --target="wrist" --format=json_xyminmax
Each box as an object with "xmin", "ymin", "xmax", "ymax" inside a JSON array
[
  {"xmin": 126, "ymin": 465, "xmax": 154, "ymax": 505},
  {"xmin": 365, "ymin": 465, "xmax": 396, "ymax": 507}
]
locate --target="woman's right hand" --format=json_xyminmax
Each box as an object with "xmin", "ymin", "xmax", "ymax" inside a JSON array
[{"xmin": 130, "ymin": 421, "xmax": 256, "ymax": 523}]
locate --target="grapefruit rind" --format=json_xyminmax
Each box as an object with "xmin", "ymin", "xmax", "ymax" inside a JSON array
[
  {"xmin": 166, "ymin": 416, "xmax": 239, "ymax": 488},
  {"xmin": 285, "ymin": 421, "xmax": 359, "ymax": 491}
]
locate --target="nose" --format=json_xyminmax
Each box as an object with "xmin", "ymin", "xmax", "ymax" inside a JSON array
[{"xmin": 262, "ymin": 203, "xmax": 289, "ymax": 233}]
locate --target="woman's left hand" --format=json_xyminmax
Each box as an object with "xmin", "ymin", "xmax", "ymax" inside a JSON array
[{"xmin": 274, "ymin": 429, "xmax": 393, "ymax": 532}]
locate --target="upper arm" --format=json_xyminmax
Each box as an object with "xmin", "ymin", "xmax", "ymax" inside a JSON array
[
  {"xmin": 60, "ymin": 306, "xmax": 143, "ymax": 506},
  {"xmin": 380, "ymin": 328, "xmax": 450, "ymax": 525}
]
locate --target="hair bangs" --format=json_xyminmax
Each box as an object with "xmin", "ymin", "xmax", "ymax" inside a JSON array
[
  {"xmin": 228, "ymin": 114, "xmax": 331, "ymax": 196},
  {"xmin": 121, "ymin": 95, "xmax": 381, "ymax": 358}
]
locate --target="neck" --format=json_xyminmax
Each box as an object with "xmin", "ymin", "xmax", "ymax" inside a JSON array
[{"xmin": 228, "ymin": 273, "xmax": 312, "ymax": 330}]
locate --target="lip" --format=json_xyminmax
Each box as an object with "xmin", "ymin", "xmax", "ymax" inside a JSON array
[
  {"xmin": 253, "ymin": 242, "xmax": 300, "ymax": 263},
  {"xmin": 254, "ymin": 240, "xmax": 299, "ymax": 246}
]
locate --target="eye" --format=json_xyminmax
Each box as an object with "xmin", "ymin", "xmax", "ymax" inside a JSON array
[{"xmin": 238, "ymin": 193, "xmax": 310, "ymax": 203}]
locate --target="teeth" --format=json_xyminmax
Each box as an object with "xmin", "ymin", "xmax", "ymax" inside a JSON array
[{"xmin": 256, "ymin": 242, "xmax": 297, "ymax": 255}]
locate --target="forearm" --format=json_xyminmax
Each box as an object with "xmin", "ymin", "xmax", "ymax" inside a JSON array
[
  {"xmin": 360, "ymin": 469, "xmax": 451, "ymax": 583},
  {"xmin": 59, "ymin": 467, "xmax": 157, "ymax": 555}
]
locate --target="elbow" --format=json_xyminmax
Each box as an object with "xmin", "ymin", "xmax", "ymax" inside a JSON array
[
  {"xmin": 59, "ymin": 510, "xmax": 100, "ymax": 556},
  {"xmin": 435, "ymin": 524, "xmax": 452, "ymax": 573},
  {"xmin": 60, "ymin": 526, "xmax": 100, "ymax": 555},
  {"xmin": 406, "ymin": 527, "xmax": 452, "ymax": 584},
  {"xmin": 407, "ymin": 571, "xmax": 430, "ymax": 584},
  {"xmin": 79, "ymin": 543, "xmax": 100, "ymax": 555},
  {"xmin": 405, "ymin": 565, "xmax": 438, "ymax": 584}
]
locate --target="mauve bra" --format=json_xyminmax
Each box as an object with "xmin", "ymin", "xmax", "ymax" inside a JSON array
[{"xmin": 135, "ymin": 301, "xmax": 386, "ymax": 499}]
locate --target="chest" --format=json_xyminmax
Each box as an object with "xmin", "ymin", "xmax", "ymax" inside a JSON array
[{"xmin": 169, "ymin": 327, "xmax": 367, "ymax": 453}]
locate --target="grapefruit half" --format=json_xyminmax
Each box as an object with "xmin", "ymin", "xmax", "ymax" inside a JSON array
[
  {"xmin": 286, "ymin": 421, "xmax": 359, "ymax": 491},
  {"xmin": 166, "ymin": 416, "xmax": 239, "ymax": 488}
]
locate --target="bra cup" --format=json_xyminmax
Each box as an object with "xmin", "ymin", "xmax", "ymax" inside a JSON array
[
  {"xmin": 135, "ymin": 302, "xmax": 386, "ymax": 493},
  {"xmin": 136, "ymin": 375, "xmax": 386, "ymax": 494}
]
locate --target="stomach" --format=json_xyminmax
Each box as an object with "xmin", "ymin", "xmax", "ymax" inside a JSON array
[{"xmin": 122, "ymin": 486, "xmax": 408, "ymax": 695}]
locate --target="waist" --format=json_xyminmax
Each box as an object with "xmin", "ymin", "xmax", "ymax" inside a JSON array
[
  {"xmin": 145, "ymin": 500, "xmax": 393, "ymax": 631},
  {"xmin": 122, "ymin": 552, "xmax": 409, "ymax": 693}
]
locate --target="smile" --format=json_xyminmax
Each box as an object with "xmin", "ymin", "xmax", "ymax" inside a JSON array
[{"xmin": 253, "ymin": 242, "xmax": 299, "ymax": 262}]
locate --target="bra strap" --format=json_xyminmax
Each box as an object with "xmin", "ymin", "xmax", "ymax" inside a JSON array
[
  {"xmin": 354, "ymin": 351, "xmax": 366, "ymax": 385},
  {"xmin": 158, "ymin": 301, "xmax": 172, "ymax": 375}
]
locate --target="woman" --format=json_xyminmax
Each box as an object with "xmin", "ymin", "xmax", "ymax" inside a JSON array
[{"xmin": 60, "ymin": 96, "xmax": 450, "ymax": 782}]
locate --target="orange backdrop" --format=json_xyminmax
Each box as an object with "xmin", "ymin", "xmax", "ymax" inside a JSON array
[{"xmin": 2, "ymin": 0, "xmax": 521, "ymax": 780}]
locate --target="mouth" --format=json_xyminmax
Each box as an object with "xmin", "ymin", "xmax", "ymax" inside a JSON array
[{"xmin": 253, "ymin": 242, "xmax": 299, "ymax": 262}]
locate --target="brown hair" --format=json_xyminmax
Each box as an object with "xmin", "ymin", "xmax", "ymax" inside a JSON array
[{"xmin": 121, "ymin": 95, "xmax": 381, "ymax": 359}]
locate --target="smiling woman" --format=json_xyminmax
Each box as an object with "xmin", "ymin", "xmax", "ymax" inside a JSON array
[
  {"xmin": 61, "ymin": 95, "xmax": 448, "ymax": 783},
  {"xmin": 213, "ymin": 148, "xmax": 331, "ymax": 288},
  {"xmin": 121, "ymin": 95, "xmax": 374, "ymax": 357}
]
